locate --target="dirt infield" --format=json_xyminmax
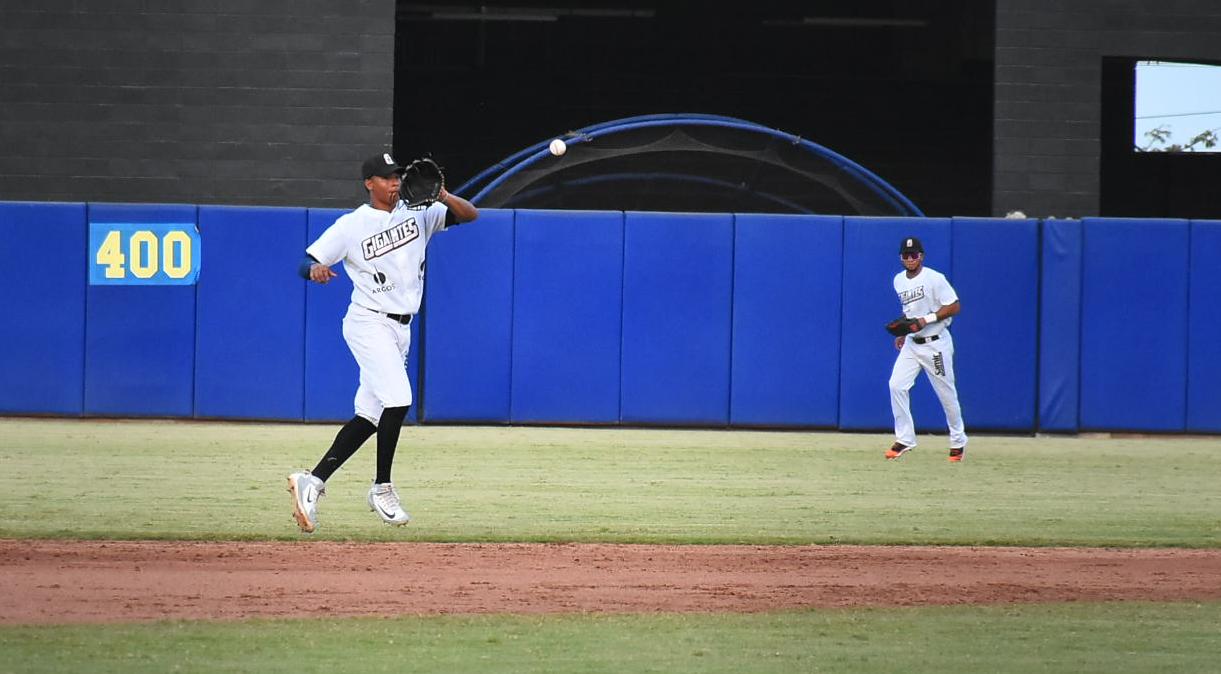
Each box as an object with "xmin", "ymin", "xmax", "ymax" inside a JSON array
[{"xmin": 3, "ymin": 540, "xmax": 1220, "ymax": 624}]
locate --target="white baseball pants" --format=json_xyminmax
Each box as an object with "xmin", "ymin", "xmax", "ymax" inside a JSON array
[
  {"xmin": 342, "ymin": 304, "xmax": 413, "ymax": 424},
  {"xmin": 888, "ymin": 331, "xmax": 967, "ymax": 449}
]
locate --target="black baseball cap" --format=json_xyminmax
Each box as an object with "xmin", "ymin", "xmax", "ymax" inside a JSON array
[
  {"xmin": 899, "ymin": 236, "xmax": 924, "ymax": 255},
  {"xmin": 361, "ymin": 153, "xmax": 405, "ymax": 179}
]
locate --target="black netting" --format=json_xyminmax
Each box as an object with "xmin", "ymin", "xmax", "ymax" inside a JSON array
[{"xmin": 472, "ymin": 124, "xmax": 910, "ymax": 215}]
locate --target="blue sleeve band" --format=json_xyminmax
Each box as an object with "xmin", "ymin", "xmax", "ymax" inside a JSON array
[{"xmin": 298, "ymin": 255, "xmax": 319, "ymax": 279}]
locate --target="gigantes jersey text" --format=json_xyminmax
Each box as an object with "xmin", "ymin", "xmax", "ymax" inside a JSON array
[{"xmin": 362, "ymin": 218, "xmax": 419, "ymax": 260}]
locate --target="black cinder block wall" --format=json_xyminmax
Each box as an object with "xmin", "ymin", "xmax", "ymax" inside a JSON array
[
  {"xmin": 5, "ymin": 1, "xmax": 1219, "ymax": 217},
  {"xmin": 0, "ymin": 0, "xmax": 395, "ymax": 208}
]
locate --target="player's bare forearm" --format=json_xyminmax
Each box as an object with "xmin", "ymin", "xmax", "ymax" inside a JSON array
[{"xmin": 439, "ymin": 189, "xmax": 479, "ymax": 223}]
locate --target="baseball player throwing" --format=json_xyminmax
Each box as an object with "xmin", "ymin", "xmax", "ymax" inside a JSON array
[
  {"xmin": 288, "ymin": 152, "xmax": 478, "ymax": 533},
  {"xmin": 885, "ymin": 236, "xmax": 968, "ymax": 462}
]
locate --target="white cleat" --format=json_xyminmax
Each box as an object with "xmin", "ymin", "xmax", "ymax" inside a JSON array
[
  {"xmin": 368, "ymin": 481, "xmax": 411, "ymax": 526},
  {"xmin": 287, "ymin": 471, "xmax": 325, "ymax": 534}
]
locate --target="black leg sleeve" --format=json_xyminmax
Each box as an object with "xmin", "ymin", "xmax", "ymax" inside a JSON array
[
  {"xmin": 311, "ymin": 416, "xmax": 376, "ymax": 482},
  {"xmin": 375, "ymin": 405, "xmax": 410, "ymax": 484}
]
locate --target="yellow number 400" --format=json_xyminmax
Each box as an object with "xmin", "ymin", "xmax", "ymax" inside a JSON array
[{"xmin": 96, "ymin": 230, "xmax": 193, "ymax": 279}]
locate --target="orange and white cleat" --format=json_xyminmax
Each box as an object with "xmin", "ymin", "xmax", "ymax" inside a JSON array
[
  {"xmin": 287, "ymin": 471, "xmax": 325, "ymax": 533},
  {"xmin": 885, "ymin": 442, "xmax": 913, "ymax": 460}
]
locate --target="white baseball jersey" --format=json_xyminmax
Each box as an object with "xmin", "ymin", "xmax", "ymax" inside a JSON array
[
  {"xmin": 307, "ymin": 201, "xmax": 450, "ymax": 316},
  {"xmin": 893, "ymin": 266, "xmax": 957, "ymax": 338}
]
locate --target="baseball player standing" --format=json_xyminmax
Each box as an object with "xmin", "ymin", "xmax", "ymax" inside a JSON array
[
  {"xmin": 885, "ymin": 236, "xmax": 968, "ymax": 462},
  {"xmin": 287, "ymin": 152, "xmax": 478, "ymax": 533}
]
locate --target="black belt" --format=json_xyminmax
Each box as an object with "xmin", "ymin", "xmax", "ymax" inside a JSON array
[
  {"xmin": 911, "ymin": 334, "xmax": 940, "ymax": 344},
  {"xmin": 365, "ymin": 306, "xmax": 412, "ymax": 325}
]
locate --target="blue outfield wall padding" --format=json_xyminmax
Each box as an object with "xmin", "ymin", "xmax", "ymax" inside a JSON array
[
  {"xmin": 194, "ymin": 206, "xmax": 306, "ymax": 420},
  {"xmin": 8, "ymin": 194, "xmax": 1219, "ymax": 435},
  {"xmin": 839, "ymin": 217, "xmax": 952, "ymax": 432},
  {"xmin": 84, "ymin": 203, "xmax": 198, "ymax": 417},
  {"xmin": 950, "ymin": 218, "xmax": 1038, "ymax": 431},
  {"xmin": 1187, "ymin": 220, "xmax": 1221, "ymax": 432},
  {"xmin": 303, "ymin": 208, "xmax": 361, "ymax": 423},
  {"xmin": 422, "ymin": 208, "xmax": 515, "ymax": 422},
  {"xmin": 510, "ymin": 210, "xmax": 624, "ymax": 423},
  {"xmin": 1038, "ymin": 219, "xmax": 1082, "ymax": 432},
  {"xmin": 621, "ymin": 212, "xmax": 734, "ymax": 425},
  {"xmin": 1080, "ymin": 218, "xmax": 1189, "ymax": 431},
  {"xmin": 730, "ymin": 214, "xmax": 843, "ymax": 427},
  {"xmin": 0, "ymin": 202, "xmax": 87, "ymax": 415}
]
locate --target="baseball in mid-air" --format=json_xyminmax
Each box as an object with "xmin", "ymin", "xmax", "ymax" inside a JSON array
[{"xmin": 548, "ymin": 138, "xmax": 567, "ymax": 156}]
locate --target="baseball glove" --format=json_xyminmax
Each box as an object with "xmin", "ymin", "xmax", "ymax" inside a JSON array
[
  {"xmin": 400, "ymin": 157, "xmax": 445, "ymax": 207},
  {"xmin": 885, "ymin": 316, "xmax": 923, "ymax": 337}
]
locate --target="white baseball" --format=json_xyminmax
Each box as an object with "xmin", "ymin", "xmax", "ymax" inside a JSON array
[{"xmin": 548, "ymin": 138, "xmax": 567, "ymax": 156}]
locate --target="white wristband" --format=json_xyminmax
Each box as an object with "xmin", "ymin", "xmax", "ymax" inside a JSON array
[{"xmin": 922, "ymin": 312, "xmax": 938, "ymax": 324}]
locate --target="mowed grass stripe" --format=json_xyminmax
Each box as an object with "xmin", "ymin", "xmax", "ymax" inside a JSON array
[{"xmin": 2, "ymin": 602, "xmax": 1219, "ymax": 674}]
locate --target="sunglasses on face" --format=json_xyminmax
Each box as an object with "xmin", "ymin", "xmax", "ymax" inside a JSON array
[{"xmin": 900, "ymin": 252, "xmax": 921, "ymax": 260}]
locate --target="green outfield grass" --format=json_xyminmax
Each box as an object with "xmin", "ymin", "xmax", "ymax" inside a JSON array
[
  {"xmin": 3, "ymin": 602, "xmax": 1219, "ymax": 674},
  {"xmin": 3, "ymin": 419, "xmax": 1219, "ymax": 673},
  {"xmin": 0, "ymin": 418, "xmax": 1217, "ymax": 546}
]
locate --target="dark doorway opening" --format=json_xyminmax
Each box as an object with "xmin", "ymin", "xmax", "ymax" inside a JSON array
[
  {"xmin": 1101, "ymin": 57, "xmax": 1221, "ymax": 218},
  {"xmin": 393, "ymin": 1, "xmax": 994, "ymax": 216}
]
